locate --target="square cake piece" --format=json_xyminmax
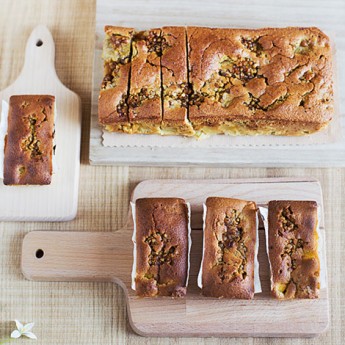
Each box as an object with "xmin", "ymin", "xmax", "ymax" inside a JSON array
[
  {"xmin": 201, "ymin": 197, "xmax": 257, "ymax": 299},
  {"xmin": 4, "ymin": 95, "xmax": 55, "ymax": 185},
  {"xmin": 98, "ymin": 26, "xmax": 135, "ymax": 132},
  {"xmin": 160, "ymin": 26, "xmax": 194, "ymax": 136},
  {"xmin": 268, "ymin": 200, "xmax": 320, "ymax": 299},
  {"xmin": 128, "ymin": 29, "xmax": 162, "ymax": 134},
  {"xmin": 187, "ymin": 26, "xmax": 333, "ymax": 137},
  {"xmin": 133, "ymin": 198, "xmax": 190, "ymax": 297}
]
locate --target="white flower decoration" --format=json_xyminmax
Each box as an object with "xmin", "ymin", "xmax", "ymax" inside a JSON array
[{"xmin": 10, "ymin": 320, "xmax": 37, "ymax": 340}]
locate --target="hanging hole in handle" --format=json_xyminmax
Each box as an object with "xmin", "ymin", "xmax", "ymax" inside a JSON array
[
  {"xmin": 35, "ymin": 249, "xmax": 44, "ymax": 259},
  {"xmin": 36, "ymin": 39, "xmax": 43, "ymax": 47}
]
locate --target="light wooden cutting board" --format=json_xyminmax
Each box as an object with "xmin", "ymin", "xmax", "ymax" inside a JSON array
[
  {"xmin": 0, "ymin": 25, "xmax": 81, "ymax": 221},
  {"xmin": 21, "ymin": 178, "xmax": 329, "ymax": 337}
]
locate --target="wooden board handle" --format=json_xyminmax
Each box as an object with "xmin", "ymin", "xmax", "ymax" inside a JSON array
[
  {"xmin": 16, "ymin": 25, "xmax": 59, "ymax": 85},
  {"xmin": 21, "ymin": 231, "xmax": 132, "ymax": 289}
]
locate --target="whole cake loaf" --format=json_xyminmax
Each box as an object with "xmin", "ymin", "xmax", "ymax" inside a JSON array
[
  {"xmin": 3, "ymin": 95, "xmax": 55, "ymax": 185},
  {"xmin": 200, "ymin": 197, "xmax": 257, "ymax": 299},
  {"xmin": 99, "ymin": 26, "xmax": 334, "ymax": 138},
  {"xmin": 268, "ymin": 200, "xmax": 320, "ymax": 299},
  {"xmin": 132, "ymin": 198, "xmax": 190, "ymax": 297}
]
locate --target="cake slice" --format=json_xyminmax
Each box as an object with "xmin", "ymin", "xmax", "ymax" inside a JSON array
[
  {"xmin": 98, "ymin": 26, "xmax": 134, "ymax": 132},
  {"xmin": 201, "ymin": 197, "xmax": 257, "ymax": 299},
  {"xmin": 160, "ymin": 26, "xmax": 194, "ymax": 136},
  {"xmin": 187, "ymin": 26, "xmax": 333, "ymax": 137},
  {"xmin": 133, "ymin": 198, "xmax": 190, "ymax": 297},
  {"xmin": 4, "ymin": 95, "xmax": 55, "ymax": 185},
  {"xmin": 128, "ymin": 29, "xmax": 162, "ymax": 134},
  {"xmin": 268, "ymin": 200, "xmax": 320, "ymax": 299}
]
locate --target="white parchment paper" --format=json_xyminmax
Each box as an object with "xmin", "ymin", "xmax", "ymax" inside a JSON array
[
  {"xmin": 131, "ymin": 201, "xmax": 137, "ymax": 291},
  {"xmin": 186, "ymin": 202, "xmax": 192, "ymax": 286},
  {"xmin": 197, "ymin": 204, "xmax": 207, "ymax": 289},
  {"xmin": 0, "ymin": 100, "xmax": 9, "ymax": 179}
]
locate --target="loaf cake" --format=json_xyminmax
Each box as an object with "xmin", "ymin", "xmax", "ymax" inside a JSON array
[
  {"xmin": 99, "ymin": 26, "xmax": 134, "ymax": 132},
  {"xmin": 3, "ymin": 95, "xmax": 55, "ymax": 185},
  {"xmin": 268, "ymin": 200, "xmax": 320, "ymax": 299},
  {"xmin": 160, "ymin": 26, "xmax": 194, "ymax": 136},
  {"xmin": 133, "ymin": 198, "xmax": 190, "ymax": 297},
  {"xmin": 99, "ymin": 26, "xmax": 333, "ymax": 138},
  {"xmin": 128, "ymin": 29, "xmax": 162, "ymax": 134},
  {"xmin": 200, "ymin": 197, "xmax": 257, "ymax": 299}
]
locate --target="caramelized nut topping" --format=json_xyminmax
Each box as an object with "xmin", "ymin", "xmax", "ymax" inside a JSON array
[
  {"xmin": 246, "ymin": 92, "xmax": 289, "ymax": 112},
  {"xmin": 110, "ymin": 34, "xmax": 128, "ymax": 48},
  {"xmin": 295, "ymin": 38, "xmax": 313, "ymax": 54},
  {"xmin": 21, "ymin": 115, "xmax": 43, "ymax": 158},
  {"xmin": 279, "ymin": 206, "xmax": 298, "ymax": 233},
  {"xmin": 164, "ymin": 82, "xmax": 193, "ymax": 109},
  {"xmin": 241, "ymin": 36, "xmax": 263, "ymax": 55},
  {"xmin": 276, "ymin": 206, "xmax": 306, "ymax": 296},
  {"xmin": 188, "ymin": 84, "xmax": 206, "ymax": 107},
  {"xmin": 220, "ymin": 57, "xmax": 258, "ymax": 81},
  {"xmin": 246, "ymin": 93, "xmax": 262, "ymax": 111},
  {"xmin": 178, "ymin": 83, "xmax": 192, "ymax": 108},
  {"xmin": 128, "ymin": 87, "xmax": 159, "ymax": 108},
  {"xmin": 145, "ymin": 231, "xmax": 176, "ymax": 266},
  {"xmin": 116, "ymin": 94, "xmax": 128, "ymax": 117},
  {"xmin": 101, "ymin": 61, "xmax": 121, "ymax": 89},
  {"xmin": 146, "ymin": 31, "xmax": 169, "ymax": 57},
  {"xmin": 217, "ymin": 209, "xmax": 247, "ymax": 281}
]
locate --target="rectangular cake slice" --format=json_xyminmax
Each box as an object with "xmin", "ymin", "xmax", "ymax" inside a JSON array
[
  {"xmin": 4, "ymin": 95, "xmax": 55, "ymax": 185},
  {"xmin": 128, "ymin": 29, "xmax": 162, "ymax": 134},
  {"xmin": 160, "ymin": 26, "xmax": 194, "ymax": 136},
  {"xmin": 201, "ymin": 197, "xmax": 257, "ymax": 299},
  {"xmin": 187, "ymin": 26, "xmax": 333, "ymax": 137},
  {"xmin": 268, "ymin": 200, "xmax": 320, "ymax": 299},
  {"xmin": 134, "ymin": 197, "xmax": 190, "ymax": 297},
  {"xmin": 98, "ymin": 26, "xmax": 134, "ymax": 132}
]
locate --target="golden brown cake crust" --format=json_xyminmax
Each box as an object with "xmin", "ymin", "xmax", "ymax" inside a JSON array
[
  {"xmin": 102, "ymin": 26, "xmax": 134, "ymax": 63},
  {"xmin": 187, "ymin": 26, "xmax": 333, "ymax": 134},
  {"xmin": 98, "ymin": 63, "xmax": 131, "ymax": 126},
  {"xmin": 160, "ymin": 26, "xmax": 194, "ymax": 136},
  {"xmin": 128, "ymin": 29, "xmax": 162, "ymax": 133},
  {"xmin": 135, "ymin": 197, "xmax": 189, "ymax": 297},
  {"xmin": 104, "ymin": 26, "xmax": 135, "ymax": 38},
  {"xmin": 4, "ymin": 95, "xmax": 55, "ymax": 185},
  {"xmin": 202, "ymin": 197, "xmax": 257, "ymax": 299},
  {"xmin": 268, "ymin": 200, "xmax": 320, "ymax": 299},
  {"xmin": 98, "ymin": 26, "xmax": 134, "ymax": 127}
]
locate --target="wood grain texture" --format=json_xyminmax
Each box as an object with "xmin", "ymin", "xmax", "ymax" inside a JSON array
[
  {"xmin": 0, "ymin": 0, "xmax": 344, "ymax": 344},
  {"xmin": 21, "ymin": 178, "xmax": 329, "ymax": 337},
  {"xmin": 0, "ymin": 25, "xmax": 81, "ymax": 221},
  {"xmin": 89, "ymin": 0, "xmax": 345, "ymax": 167}
]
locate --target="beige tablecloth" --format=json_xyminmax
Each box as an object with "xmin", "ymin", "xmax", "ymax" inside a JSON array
[{"xmin": 0, "ymin": 0, "xmax": 344, "ymax": 344}]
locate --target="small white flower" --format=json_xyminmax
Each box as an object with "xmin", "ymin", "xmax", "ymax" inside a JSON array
[{"xmin": 11, "ymin": 320, "xmax": 37, "ymax": 340}]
